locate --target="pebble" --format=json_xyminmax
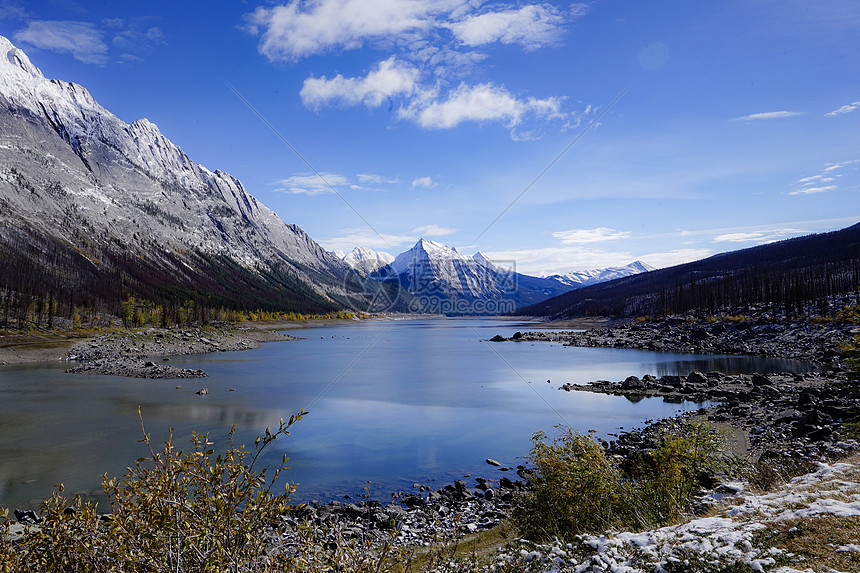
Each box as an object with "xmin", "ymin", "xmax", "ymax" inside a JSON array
[{"xmin": 64, "ymin": 326, "xmax": 299, "ymax": 379}]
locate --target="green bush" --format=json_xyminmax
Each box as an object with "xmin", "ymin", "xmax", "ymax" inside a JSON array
[
  {"xmin": 1, "ymin": 408, "xmax": 306, "ymax": 572},
  {"xmin": 632, "ymin": 423, "xmax": 731, "ymax": 524},
  {"xmin": 514, "ymin": 428, "xmax": 631, "ymax": 539},
  {"xmin": 515, "ymin": 422, "xmax": 734, "ymax": 541}
]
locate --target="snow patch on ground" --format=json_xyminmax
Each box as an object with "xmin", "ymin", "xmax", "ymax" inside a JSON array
[{"xmin": 494, "ymin": 457, "xmax": 860, "ymax": 572}]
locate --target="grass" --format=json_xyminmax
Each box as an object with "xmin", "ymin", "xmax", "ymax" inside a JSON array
[
  {"xmin": 405, "ymin": 521, "xmax": 516, "ymax": 571},
  {"xmin": 754, "ymin": 516, "xmax": 860, "ymax": 571}
]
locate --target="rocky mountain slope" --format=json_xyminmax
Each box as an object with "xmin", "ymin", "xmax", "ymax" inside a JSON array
[{"xmin": 0, "ymin": 36, "xmax": 377, "ymax": 315}]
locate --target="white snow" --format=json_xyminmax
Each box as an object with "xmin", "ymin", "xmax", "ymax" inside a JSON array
[
  {"xmin": 341, "ymin": 246, "xmax": 395, "ymax": 273},
  {"xmin": 494, "ymin": 455, "xmax": 860, "ymax": 572},
  {"xmin": 0, "ymin": 34, "xmax": 343, "ymax": 294},
  {"xmin": 548, "ymin": 261, "xmax": 655, "ymax": 287}
]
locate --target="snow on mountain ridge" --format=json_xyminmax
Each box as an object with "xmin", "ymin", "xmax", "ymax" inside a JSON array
[
  {"xmin": 549, "ymin": 261, "xmax": 654, "ymax": 287},
  {"xmin": 0, "ymin": 35, "xmax": 350, "ymax": 304},
  {"xmin": 471, "ymin": 251, "xmax": 501, "ymax": 272},
  {"xmin": 385, "ymin": 238, "xmax": 505, "ymax": 299},
  {"xmin": 340, "ymin": 246, "xmax": 395, "ymax": 274},
  {"xmin": 373, "ymin": 240, "xmax": 655, "ymax": 312},
  {"xmin": 389, "ymin": 238, "xmax": 472, "ymax": 275}
]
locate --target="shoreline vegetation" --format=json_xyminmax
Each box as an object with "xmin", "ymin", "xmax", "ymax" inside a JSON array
[{"xmin": 3, "ymin": 311, "xmax": 860, "ymax": 571}]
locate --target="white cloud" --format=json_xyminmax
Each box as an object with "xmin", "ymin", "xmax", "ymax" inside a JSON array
[
  {"xmin": 273, "ymin": 172, "xmax": 350, "ymax": 195},
  {"xmin": 14, "ymin": 20, "xmax": 107, "ymax": 64},
  {"xmin": 826, "ymin": 101, "xmax": 860, "ymax": 117},
  {"xmin": 551, "ymin": 227, "xmax": 631, "ymax": 244},
  {"xmin": 638, "ymin": 249, "xmax": 712, "ymax": 270},
  {"xmin": 245, "ymin": 0, "xmax": 446, "ymax": 61},
  {"xmin": 402, "ymin": 82, "xmax": 561, "ymax": 129},
  {"xmin": 732, "ymin": 111, "xmax": 803, "ymax": 121},
  {"xmin": 246, "ymin": 0, "xmax": 584, "ymax": 134},
  {"xmin": 797, "ymin": 175, "xmax": 834, "ymax": 184},
  {"xmin": 482, "ymin": 246, "xmax": 630, "ymax": 276},
  {"xmin": 357, "ymin": 173, "xmax": 398, "ymax": 184},
  {"xmin": 322, "ymin": 224, "xmax": 454, "ymax": 253},
  {"xmin": 412, "ymin": 224, "xmax": 455, "ymax": 236},
  {"xmin": 713, "ymin": 228, "xmax": 805, "ymax": 243},
  {"xmin": 789, "ymin": 185, "xmax": 837, "ymax": 196},
  {"xmin": 300, "ymin": 57, "xmax": 419, "ymax": 109},
  {"xmin": 0, "ymin": 1, "xmax": 28, "ymax": 20},
  {"xmin": 791, "ymin": 160, "xmax": 858, "ymax": 195},
  {"xmin": 245, "ymin": 0, "xmax": 581, "ymax": 60},
  {"xmin": 412, "ymin": 176, "xmax": 434, "ymax": 188},
  {"xmin": 448, "ymin": 4, "xmax": 566, "ymax": 50},
  {"xmin": 483, "ymin": 244, "xmax": 701, "ymax": 276},
  {"xmin": 111, "ymin": 26, "xmax": 165, "ymax": 53},
  {"xmin": 823, "ymin": 159, "xmax": 859, "ymax": 171}
]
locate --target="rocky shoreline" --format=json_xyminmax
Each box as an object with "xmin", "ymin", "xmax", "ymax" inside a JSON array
[
  {"xmin": 571, "ymin": 371, "xmax": 859, "ymax": 464},
  {"xmin": 501, "ymin": 317, "xmax": 853, "ymax": 367},
  {"xmin": 491, "ymin": 317, "xmax": 858, "ymax": 459},
  {"xmin": 64, "ymin": 325, "xmax": 300, "ymax": 378},
  {"xmin": 277, "ymin": 470, "xmax": 530, "ymax": 548}
]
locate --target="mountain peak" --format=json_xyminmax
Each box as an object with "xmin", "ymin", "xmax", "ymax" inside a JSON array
[
  {"xmin": 130, "ymin": 117, "xmax": 160, "ymax": 132},
  {"xmin": 0, "ymin": 37, "xmax": 361, "ymax": 314},
  {"xmin": 415, "ymin": 237, "xmax": 447, "ymax": 252},
  {"xmin": 628, "ymin": 260, "xmax": 656, "ymax": 273},
  {"xmin": 340, "ymin": 246, "xmax": 394, "ymax": 274},
  {"xmin": 412, "ymin": 238, "xmax": 465, "ymax": 258},
  {"xmin": 2, "ymin": 37, "xmax": 42, "ymax": 79},
  {"xmin": 472, "ymin": 251, "xmax": 499, "ymax": 271}
]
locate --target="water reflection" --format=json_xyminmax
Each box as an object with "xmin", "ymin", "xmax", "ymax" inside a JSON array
[{"xmin": 653, "ymin": 356, "xmax": 813, "ymax": 377}]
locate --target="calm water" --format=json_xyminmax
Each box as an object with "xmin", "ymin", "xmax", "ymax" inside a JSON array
[{"xmin": 0, "ymin": 318, "xmax": 814, "ymax": 508}]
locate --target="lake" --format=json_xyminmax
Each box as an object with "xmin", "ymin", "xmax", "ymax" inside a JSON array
[{"xmin": 0, "ymin": 318, "xmax": 814, "ymax": 509}]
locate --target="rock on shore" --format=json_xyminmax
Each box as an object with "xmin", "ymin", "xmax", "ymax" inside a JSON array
[
  {"xmin": 504, "ymin": 317, "xmax": 853, "ymax": 368},
  {"xmin": 65, "ymin": 325, "xmax": 299, "ymax": 379},
  {"xmin": 277, "ymin": 474, "xmax": 528, "ymax": 548},
  {"xmin": 562, "ymin": 370, "xmax": 859, "ymax": 463},
  {"xmin": 496, "ymin": 315, "xmax": 860, "ymax": 480}
]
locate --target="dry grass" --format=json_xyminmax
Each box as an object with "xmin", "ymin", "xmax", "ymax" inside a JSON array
[
  {"xmin": 754, "ymin": 515, "xmax": 860, "ymax": 571},
  {"xmin": 400, "ymin": 522, "xmax": 516, "ymax": 572}
]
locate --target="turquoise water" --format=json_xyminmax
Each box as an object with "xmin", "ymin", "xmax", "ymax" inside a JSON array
[{"xmin": 0, "ymin": 318, "xmax": 813, "ymax": 508}]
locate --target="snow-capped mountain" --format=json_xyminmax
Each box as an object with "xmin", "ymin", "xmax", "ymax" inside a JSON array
[
  {"xmin": 0, "ymin": 36, "xmax": 375, "ymax": 312},
  {"xmin": 372, "ymin": 239, "xmax": 573, "ymax": 312},
  {"xmin": 548, "ymin": 261, "xmax": 655, "ymax": 288},
  {"xmin": 371, "ymin": 241, "xmax": 656, "ymax": 314},
  {"xmin": 338, "ymin": 246, "xmax": 395, "ymax": 275},
  {"xmin": 382, "ymin": 239, "xmax": 506, "ymax": 299}
]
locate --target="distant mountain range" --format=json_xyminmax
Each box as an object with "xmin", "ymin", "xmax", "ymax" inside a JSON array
[
  {"xmin": 335, "ymin": 239, "xmax": 652, "ymax": 314},
  {"xmin": 0, "ymin": 35, "xmax": 392, "ymax": 316},
  {"xmin": 519, "ymin": 223, "xmax": 860, "ymax": 319},
  {"xmin": 547, "ymin": 261, "xmax": 655, "ymax": 288}
]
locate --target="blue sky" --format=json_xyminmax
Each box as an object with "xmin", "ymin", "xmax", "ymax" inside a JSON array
[{"xmin": 1, "ymin": 0, "xmax": 858, "ymax": 275}]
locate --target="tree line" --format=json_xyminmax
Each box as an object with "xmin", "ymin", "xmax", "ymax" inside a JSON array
[
  {"xmin": 0, "ymin": 222, "xmax": 342, "ymax": 331},
  {"xmin": 520, "ymin": 223, "xmax": 860, "ymax": 319}
]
